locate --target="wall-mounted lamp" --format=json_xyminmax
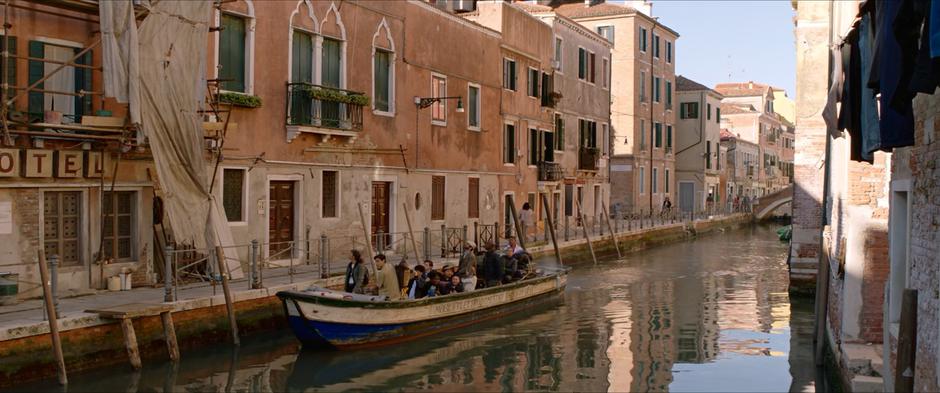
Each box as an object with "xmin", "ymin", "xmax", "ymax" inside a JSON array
[{"xmin": 414, "ymin": 96, "xmax": 464, "ymax": 112}]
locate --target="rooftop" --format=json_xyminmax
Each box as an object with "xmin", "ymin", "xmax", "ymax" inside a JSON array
[
  {"xmin": 714, "ymin": 81, "xmax": 772, "ymax": 97},
  {"xmin": 720, "ymin": 103, "xmax": 757, "ymax": 115},
  {"xmin": 552, "ymin": 1, "xmax": 636, "ymax": 18},
  {"xmin": 676, "ymin": 75, "xmax": 711, "ymax": 92}
]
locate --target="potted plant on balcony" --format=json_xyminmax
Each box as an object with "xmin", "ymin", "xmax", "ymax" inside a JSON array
[{"xmin": 218, "ymin": 92, "xmax": 262, "ymax": 108}]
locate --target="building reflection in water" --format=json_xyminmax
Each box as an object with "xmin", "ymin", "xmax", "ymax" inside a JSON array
[{"xmin": 10, "ymin": 227, "xmax": 814, "ymax": 393}]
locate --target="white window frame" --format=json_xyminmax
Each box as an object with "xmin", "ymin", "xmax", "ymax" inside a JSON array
[
  {"xmin": 503, "ymin": 120, "xmax": 517, "ymax": 166},
  {"xmin": 652, "ymin": 167, "xmax": 659, "ymax": 194},
  {"xmin": 638, "ymin": 166, "xmax": 645, "ymax": 194},
  {"xmin": 467, "ymin": 82, "xmax": 481, "ymax": 131},
  {"xmin": 430, "ymin": 72, "xmax": 447, "ymax": 126},
  {"xmin": 219, "ymin": 166, "xmax": 249, "ymax": 226},
  {"xmin": 527, "ymin": 66, "xmax": 539, "ymax": 99},
  {"xmin": 639, "ymin": 71, "xmax": 647, "ymax": 103},
  {"xmin": 319, "ymin": 169, "xmax": 341, "ymax": 220},
  {"xmin": 639, "ymin": 27, "xmax": 647, "ymax": 53},
  {"xmin": 554, "ymin": 35, "xmax": 563, "ymax": 73},
  {"xmin": 666, "ymin": 40, "xmax": 673, "ymax": 63},
  {"xmin": 597, "ymin": 25, "xmax": 615, "ymax": 44},
  {"xmin": 214, "ymin": 2, "xmax": 256, "ymax": 95},
  {"xmin": 503, "ymin": 57, "xmax": 517, "ymax": 91},
  {"xmin": 371, "ymin": 18, "xmax": 396, "ymax": 117}
]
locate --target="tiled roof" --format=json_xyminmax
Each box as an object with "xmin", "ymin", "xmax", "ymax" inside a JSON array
[
  {"xmin": 676, "ymin": 75, "xmax": 711, "ymax": 92},
  {"xmin": 513, "ymin": 2, "xmax": 553, "ymax": 13},
  {"xmin": 720, "ymin": 129, "xmax": 736, "ymax": 140},
  {"xmin": 714, "ymin": 81, "xmax": 771, "ymax": 97},
  {"xmin": 553, "ymin": 2, "xmax": 636, "ymax": 19},
  {"xmin": 719, "ymin": 103, "xmax": 756, "ymax": 115}
]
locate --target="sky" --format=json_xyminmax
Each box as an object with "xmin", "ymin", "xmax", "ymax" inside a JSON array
[{"xmin": 652, "ymin": 1, "xmax": 796, "ymax": 95}]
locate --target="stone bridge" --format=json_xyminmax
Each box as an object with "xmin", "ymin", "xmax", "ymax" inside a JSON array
[{"xmin": 754, "ymin": 185, "xmax": 793, "ymax": 220}]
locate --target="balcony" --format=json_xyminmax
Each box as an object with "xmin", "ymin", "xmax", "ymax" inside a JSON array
[
  {"xmin": 578, "ymin": 147, "xmax": 599, "ymax": 171},
  {"xmin": 285, "ymin": 82, "xmax": 365, "ymax": 142},
  {"xmin": 538, "ymin": 161, "xmax": 564, "ymax": 182}
]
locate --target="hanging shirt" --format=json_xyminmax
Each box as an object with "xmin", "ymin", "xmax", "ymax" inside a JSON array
[
  {"xmin": 859, "ymin": 13, "xmax": 881, "ymax": 163},
  {"xmin": 876, "ymin": 0, "xmax": 916, "ymax": 151}
]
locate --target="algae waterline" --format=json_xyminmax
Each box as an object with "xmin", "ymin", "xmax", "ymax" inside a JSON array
[{"xmin": 0, "ymin": 214, "xmax": 754, "ymax": 387}]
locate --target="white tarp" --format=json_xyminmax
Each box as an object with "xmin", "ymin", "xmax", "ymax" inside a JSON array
[
  {"xmin": 101, "ymin": 1, "xmax": 242, "ymax": 278},
  {"xmin": 99, "ymin": 0, "xmax": 141, "ymax": 123}
]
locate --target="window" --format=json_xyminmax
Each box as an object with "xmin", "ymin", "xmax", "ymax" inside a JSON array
[
  {"xmin": 638, "ymin": 167, "xmax": 645, "ymax": 193},
  {"xmin": 102, "ymin": 191, "xmax": 136, "ymax": 261},
  {"xmin": 654, "ymin": 77, "xmax": 661, "ymax": 103},
  {"xmin": 597, "ymin": 25, "xmax": 614, "ymax": 43},
  {"xmin": 652, "ymin": 167, "xmax": 659, "ymax": 194},
  {"xmin": 707, "ymin": 103, "xmax": 712, "ymax": 120},
  {"xmin": 602, "ymin": 124, "xmax": 609, "ymax": 155},
  {"xmin": 322, "ymin": 170, "xmax": 338, "ymax": 218},
  {"xmin": 554, "ymin": 113, "xmax": 565, "ymax": 151},
  {"xmin": 28, "ymin": 41, "xmax": 92, "ymax": 122},
  {"xmin": 665, "ymin": 80, "xmax": 672, "ymax": 108},
  {"xmin": 222, "ymin": 168, "xmax": 246, "ymax": 222},
  {"xmin": 578, "ymin": 48, "xmax": 587, "ymax": 80},
  {"xmin": 716, "ymin": 107, "xmax": 721, "ymax": 122},
  {"xmin": 543, "ymin": 130, "xmax": 555, "ymax": 162},
  {"xmin": 468, "ymin": 177, "xmax": 480, "ymax": 219},
  {"xmin": 431, "ymin": 176, "xmax": 445, "ymax": 220},
  {"xmin": 468, "ymin": 83, "xmax": 481, "ymax": 130},
  {"xmin": 373, "ymin": 49, "xmax": 392, "ymax": 113},
  {"xmin": 706, "ymin": 141, "xmax": 712, "ymax": 169},
  {"xmin": 653, "ymin": 34, "xmax": 660, "ymax": 58},
  {"xmin": 503, "ymin": 124, "xmax": 516, "ymax": 164},
  {"xmin": 579, "ymin": 119, "xmax": 597, "ymax": 149},
  {"xmin": 654, "ymin": 122, "xmax": 662, "ymax": 148},
  {"xmin": 717, "ymin": 150, "xmax": 721, "ymax": 170},
  {"xmin": 43, "ymin": 191, "xmax": 81, "ymax": 266},
  {"xmin": 291, "ymin": 31, "xmax": 313, "ymax": 85},
  {"xmin": 554, "ymin": 37, "xmax": 563, "ymax": 71},
  {"xmin": 431, "ymin": 74, "xmax": 446, "ymax": 124},
  {"xmin": 503, "ymin": 58, "xmax": 517, "ymax": 91},
  {"xmin": 602, "ymin": 58, "xmax": 609, "ymax": 89},
  {"xmin": 321, "ymin": 37, "xmax": 342, "ymax": 89},
  {"xmin": 640, "ymin": 119, "xmax": 646, "ymax": 148},
  {"xmin": 639, "ymin": 27, "xmax": 648, "ymax": 52},
  {"xmin": 540, "ymin": 72, "xmax": 553, "ymax": 107},
  {"xmin": 665, "ymin": 169, "xmax": 670, "ymax": 193},
  {"xmin": 527, "ymin": 67, "xmax": 540, "ymax": 98},
  {"xmin": 220, "ymin": 13, "xmax": 247, "ymax": 92},
  {"xmin": 588, "ymin": 52, "xmax": 596, "ymax": 83},
  {"xmin": 639, "ymin": 72, "xmax": 647, "ymax": 102},
  {"xmin": 529, "ymin": 128, "xmax": 539, "ymax": 165},
  {"xmin": 666, "ymin": 41, "xmax": 672, "ymax": 63},
  {"xmin": 680, "ymin": 102, "xmax": 699, "ymax": 119},
  {"xmin": 666, "ymin": 125, "xmax": 673, "ymax": 150}
]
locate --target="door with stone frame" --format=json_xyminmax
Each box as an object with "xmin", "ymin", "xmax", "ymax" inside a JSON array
[{"xmin": 268, "ymin": 181, "xmax": 295, "ymax": 258}]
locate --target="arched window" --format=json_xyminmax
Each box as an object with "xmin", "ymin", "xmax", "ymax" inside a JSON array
[
  {"xmin": 371, "ymin": 18, "xmax": 395, "ymax": 116},
  {"xmin": 216, "ymin": 0, "xmax": 255, "ymax": 93}
]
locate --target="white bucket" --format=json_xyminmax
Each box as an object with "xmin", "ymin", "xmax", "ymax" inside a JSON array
[
  {"xmin": 119, "ymin": 272, "xmax": 132, "ymax": 291},
  {"xmin": 107, "ymin": 276, "xmax": 121, "ymax": 291}
]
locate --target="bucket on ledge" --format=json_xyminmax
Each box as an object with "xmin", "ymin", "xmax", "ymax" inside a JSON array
[{"xmin": 0, "ymin": 272, "xmax": 19, "ymax": 305}]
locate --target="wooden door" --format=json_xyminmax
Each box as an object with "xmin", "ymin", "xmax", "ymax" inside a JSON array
[
  {"xmin": 371, "ymin": 182, "xmax": 391, "ymax": 250},
  {"xmin": 268, "ymin": 181, "xmax": 295, "ymax": 257}
]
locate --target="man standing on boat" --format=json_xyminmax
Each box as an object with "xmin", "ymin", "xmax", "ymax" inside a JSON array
[
  {"xmin": 482, "ymin": 242, "xmax": 504, "ymax": 287},
  {"xmin": 345, "ymin": 250, "xmax": 369, "ymax": 294},
  {"xmin": 374, "ymin": 254, "xmax": 401, "ymax": 301}
]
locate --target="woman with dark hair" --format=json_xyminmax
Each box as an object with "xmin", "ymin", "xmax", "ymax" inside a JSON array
[{"xmin": 344, "ymin": 249, "xmax": 368, "ymax": 294}]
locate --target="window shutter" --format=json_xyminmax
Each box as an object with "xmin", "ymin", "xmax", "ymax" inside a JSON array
[
  {"xmin": 292, "ymin": 31, "xmax": 313, "ymax": 83},
  {"xmin": 220, "ymin": 14, "xmax": 246, "ymax": 92},
  {"xmin": 432, "ymin": 176, "xmax": 445, "ymax": 220},
  {"xmin": 373, "ymin": 50, "xmax": 390, "ymax": 112},
  {"xmin": 27, "ymin": 40, "xmax": 43, "ymax": 120},
  {"xmin": 74, "ymin": 48, "xmax": 92, "ymax": 121},
  {"xmin": 468, "ymin": 178, "xmax": 479, "ymax": 219},
  {"xmin": 321, "ymin": 38, "xmax": 341, "ymax": 88}
]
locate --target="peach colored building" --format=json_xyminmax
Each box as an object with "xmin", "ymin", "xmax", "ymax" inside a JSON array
[
  {"xmin": 674, "ymin": 75, "xmax": 723, "ymax": 214},
  {"xmin": 541, "ymin": 0, "xmax": 679, "ymax": 216}
]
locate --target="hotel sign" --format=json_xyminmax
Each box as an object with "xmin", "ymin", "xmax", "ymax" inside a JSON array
[{"xmin": 0, "ymin": 149, "xmax": 108, "ymax": 179}]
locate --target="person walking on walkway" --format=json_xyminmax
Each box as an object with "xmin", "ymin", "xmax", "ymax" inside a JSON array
[
  {"xmin": 344, "ymin": 250, "xmax": 368, "ymax": 294},
  {"xmin": 374, "ymin": 254, "xmax": 401, "ymax": 301},
  {"xmin": 519, "ymin": 202, "xmax": 535, "ymax": 243}
]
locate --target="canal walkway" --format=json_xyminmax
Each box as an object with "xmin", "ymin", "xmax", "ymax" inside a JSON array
[{"xmin": 0, "ymin": 213, "xmax": 754, "ymax": 386}]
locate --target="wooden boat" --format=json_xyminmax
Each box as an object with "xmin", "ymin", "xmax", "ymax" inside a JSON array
[{"xmin": 276, "ymin": 267, "xmax": 569, "ymax": 349}]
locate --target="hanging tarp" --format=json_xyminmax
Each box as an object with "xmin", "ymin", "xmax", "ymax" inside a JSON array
[
  {"xmin": 101, "ymin": 0, "xmax": 243, "ymax": 278},
  {"xmin": 98, "ymin": 0, "xmax": 141, "ymax": 123}
]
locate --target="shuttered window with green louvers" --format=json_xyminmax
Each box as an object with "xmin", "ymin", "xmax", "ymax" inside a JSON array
[{"xmin": 219, "ymin": 14, "xmax": 246, "ymax": 92}]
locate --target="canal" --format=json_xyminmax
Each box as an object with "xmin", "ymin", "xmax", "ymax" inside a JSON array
[{"xmin": 11, "ymin": 225, "xmax": 826, "ymax": 392}]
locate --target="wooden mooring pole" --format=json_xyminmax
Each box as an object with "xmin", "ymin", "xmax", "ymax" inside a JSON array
[
  {"xmin": 38, "ymin": 250, "xmax": 67, "ymax": 385},
  {"xmin": 214, "ymin": 246, "xmax": 240, "ymax": 346},
  {"xmin": 507, "ymin": 195, "xmax": 527, "ymax": 250},
  {"xmin": 576, "ymin": 199, "xmax": 598, "ymax": 265},
  {"xmin": 402, "ymin": 202, "xmax": 422, "ymax": 264},
  {"xmin": 895, "ymin": 289, "xmax": 918, "ymax": 393},
  {"xmin": 540, "ymin": 193, "xmax": 563, "ymax": 266},
  {"xmin": 601, "ymin": 203, "xmax": 622, "ymax": 258},
  {"xmin": 357, "ymin": 203, "xmax": 378, "ymax": 280}
]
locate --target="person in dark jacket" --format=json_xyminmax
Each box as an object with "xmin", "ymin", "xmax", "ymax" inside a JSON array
[
  {"xmin": 444, "ymin": 275, "xmax": 464, "ymax": 295},
  {"xmin": 395, "ymin": 258, "xmax": 410, "ymax": 295},
  {"xmin": 406, "ymin": 265, "xmax": 428, "ymax": 299},
  {"xmin": 344, "ymin": 250, "xmax": 368, "ymax": 294},
  {"xmin": 426, "ymin": 271, "xmax": 444, "ymax": 297},
  {"xmin": 482, "ymin": 242, "xmax": 504, "ymax": 287}
]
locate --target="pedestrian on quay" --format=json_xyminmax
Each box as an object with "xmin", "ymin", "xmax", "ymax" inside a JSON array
[
  {"xmin": 373, "ymin": 254, "xmax": 401, "ymax": 301},
  {"xmin": 407, "ymin": 265, "xmax": 428, "ymax": 299},
  {"xmin": 344, "ymin": 249, "xmax": 368, "ymax": 294},
  {"xmin": 482, "ymin": 242, "xmax": 504, "ymax": 288},
  {"xmin": 519, "ymin": 202, "xmax": 535, "ymax": 242}
]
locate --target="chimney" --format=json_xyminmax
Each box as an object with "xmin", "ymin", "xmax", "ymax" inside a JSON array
[{"xmin": 748, "ymin": 81, "xmax": 754, "ymax": 89}]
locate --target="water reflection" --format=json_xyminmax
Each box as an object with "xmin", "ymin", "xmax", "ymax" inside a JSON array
[{"xmin": 10, "ymin": 226, "xmax": 821, "ymax": 392}]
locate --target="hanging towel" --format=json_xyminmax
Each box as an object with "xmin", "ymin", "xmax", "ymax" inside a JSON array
[{"xmin": 823, "ymin": 45, "xmax": 844, "ymax": 138}]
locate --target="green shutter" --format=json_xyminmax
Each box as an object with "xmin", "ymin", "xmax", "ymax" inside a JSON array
[
  {"xmin": 74, "ymin": 48, "xmax": 92, "ymax": 121},
  {"xmin": 27, "ymin": 40, "xmax": 43, "ymax": 120},
  {"xmin": 509, "ymin": 61, "xmax": 516, "ymax": 90},
  {"xmin": 373, "ymin": 50, "xmax": 390, "ymax": 112},
  {"xmin": 220, "ymin": 14, "xmax": 246, "ymax": 92},
  {"xmin": 321, "ymin": 38, "xmax": 341, "ymax": 88},
  {"xmin": 291, "ymin": 31, "xmax": 312, "ymax": 83},
  {"xmin": 655, "ymin": 123, "xmax": 662, "ymax": 148},
  {"xmin": 469, "ymin": 86, "xmax": 479, "ymax": 127},
  {"xmin": 680, "ymin": 103, "xmax": 686, "ymax": 119},
  {"xmin": 667, "ymin": 126, "xmax": 672, "ymax": 148}
]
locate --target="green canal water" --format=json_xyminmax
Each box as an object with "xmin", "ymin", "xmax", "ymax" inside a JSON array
[{"xmin": 12, "ymin": 225, "xmax": 828, "ymax": 392}]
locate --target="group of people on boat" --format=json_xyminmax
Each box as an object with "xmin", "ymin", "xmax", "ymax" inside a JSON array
[{"xmin": 343, "ymin": 236, "xmax": 535, "ymax": 301}]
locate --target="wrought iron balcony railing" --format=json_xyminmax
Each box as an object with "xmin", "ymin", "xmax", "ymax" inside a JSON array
[
  {"xmin": 538, "ymin": 161, "xmax": 564, "ymax": 182},
  {"xmin": 286, "ymin": 82, "xmax": 364, "ymax": 132}
]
